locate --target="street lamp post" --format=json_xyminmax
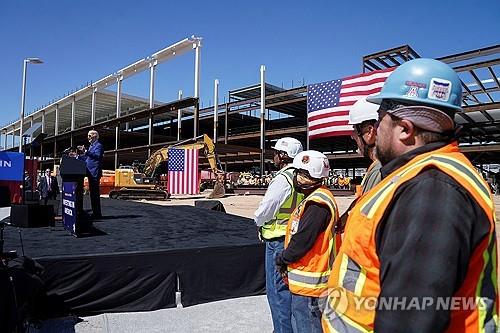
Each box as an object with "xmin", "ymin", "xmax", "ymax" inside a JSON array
[{"xmin": 19, "ymin": 57, "xmax": 43, "ymax": 152}]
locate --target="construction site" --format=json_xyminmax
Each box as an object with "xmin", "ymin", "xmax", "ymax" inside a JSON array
[
  {"xmin": 1, "ymin": 33, "xmax": 499, "ymax": 332},
  {"xmin": 2, "ymin": 38, "xmax": 499, "ymax": 184}
]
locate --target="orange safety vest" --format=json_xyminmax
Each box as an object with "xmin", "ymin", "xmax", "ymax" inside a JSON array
[
  {"xmin": 322, "ymin": 143, "xmax": 498, "ymax": 333},
  {"xmin": 285, "ymin": 186, "xmax": 342, "ymax": 297}
]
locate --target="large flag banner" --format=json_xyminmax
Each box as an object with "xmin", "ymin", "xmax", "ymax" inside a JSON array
[
  {"xmin": 307, "ymin": 68, "xmax": 395, "ymax": 140},
  {"xmin": 168, "ymin": 148, "xmax": 200, "ymax": 195}
]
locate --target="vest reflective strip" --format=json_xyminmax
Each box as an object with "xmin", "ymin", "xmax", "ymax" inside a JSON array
[
  {"xmin": 312, "ymin": 191, "xmax": 336, "ymax": 210},
  {"xmin": 288, "ymin": 269, "xmax": 330, "ymax": 287},
  {"xmin": 477, "ymin": 235, "xmax": 498, "ymax": 332},
  {"xmin": 323, "ymin": 297, "xmax": 371, "ymax": 333},
  {"xmin": 275, "ymin": 168, "xmax": 300, "ymax": 223},
  {"xmin": 276, "ymin": 191, "xmax": 300, "ymax": 223},
  {"xmin": 361, "ymin": 155, "xmax": 493, "ymax": 218},
  {"xmin": 339, "ymin": 254, "xmax": 367, "ymax": 296},
  {"xmin": 431, "ymin": 156, "xmax": 491, "ymax": 203}
]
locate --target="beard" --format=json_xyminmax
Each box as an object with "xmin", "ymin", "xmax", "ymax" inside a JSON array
[{"xmin": 375, "ymin": 140, "xmax": 398, "ymax": 166}]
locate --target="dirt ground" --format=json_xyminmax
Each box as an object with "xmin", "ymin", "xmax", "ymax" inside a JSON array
[{"xmin": 144, "ymin": 193, "xmax": 500, "ymax": 222}]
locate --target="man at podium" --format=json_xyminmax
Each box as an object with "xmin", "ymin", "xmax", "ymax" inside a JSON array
[{"xmin": 78, "ymin": 130, "xmax": 103, "ymax": 218}]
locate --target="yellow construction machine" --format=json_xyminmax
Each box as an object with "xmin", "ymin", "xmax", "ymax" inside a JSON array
[{"xmin": 109, "ymin": 134, "xmax": 225, "ymax": 200}]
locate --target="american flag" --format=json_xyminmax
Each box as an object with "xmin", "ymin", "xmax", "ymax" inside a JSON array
[
  {"xmin": 168, "ymin": 148, "xmax": 200, "ymax": 195},
  {"xmin": 307, "ymin": 68, "xmax": 395, "ymax": 140}
]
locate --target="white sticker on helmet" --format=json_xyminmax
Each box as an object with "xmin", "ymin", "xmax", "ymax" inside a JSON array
[{"xmin": 428, "ymin": 78, "xmax": 452, "ymax": 102}]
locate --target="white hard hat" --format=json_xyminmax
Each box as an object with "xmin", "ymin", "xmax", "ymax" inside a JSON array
[
  {"xmin": 348, "ymin": 96, "xmax": 379, "ymax": 125},
  {"xmin": 272, "ymin": 137, "xmax": 303, "ymax": 158},
  {"xmin": 293, "ymin": 150, "xmax": 330, "ymax": 179}
]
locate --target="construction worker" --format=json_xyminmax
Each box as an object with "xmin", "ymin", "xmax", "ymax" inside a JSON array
[
  {"xmin": 348, "ymin": 96, "xmax": 381, "ymax": 195},
  {"xmin": 322, "ymin": 58, "xmax": 498, "ymax": 332},
  {"xmin": 254, "ymin": 137, "xmax": 304, "ymax": 333},
  {"xmin": 275, "ymin": 150, "xmax": 341, "ymax": 333}
]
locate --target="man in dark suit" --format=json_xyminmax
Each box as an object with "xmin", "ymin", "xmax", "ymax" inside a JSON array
[
  {"xmin": 38, "ymin": 168, "xmax": 59, "ymax": 205},
  {"xmin": 79, "ymin": 130, "xmax": 103, "ymax": 218}
]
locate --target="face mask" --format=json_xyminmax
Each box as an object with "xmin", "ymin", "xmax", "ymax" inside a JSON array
[{"xmin": 293, "ymin": 172, "xmax": 322, "ymax": 193}]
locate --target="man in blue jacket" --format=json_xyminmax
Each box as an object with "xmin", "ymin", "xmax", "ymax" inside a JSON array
[{"xmin": 79, "ymin": 130, "xmax": 103, "ymax": 218}]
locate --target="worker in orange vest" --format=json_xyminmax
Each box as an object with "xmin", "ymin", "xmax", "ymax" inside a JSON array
[
  {"xmin": 322, "ymin": 58, "xmax": 498, "ymax": 332},
  {"xmin": 275, "ymin": 150, "xmax": 341, "ymax": 333}
]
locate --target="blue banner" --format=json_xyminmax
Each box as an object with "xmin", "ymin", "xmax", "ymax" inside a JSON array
[
  {"xmin": 62, "ymin": 181, "xmax": 77, "ymax": 235},
  {"xmin": 0, "ymin": 152, "xmax": 25, "ymax": 181}
]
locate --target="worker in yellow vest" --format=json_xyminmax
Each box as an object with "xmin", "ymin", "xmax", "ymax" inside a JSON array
[
  {"xmin": 349, "ymin": 97, "xmax": 382, "ymax": 196},
  {"xmin": 322, "ymin": 58, "xmax": 498, "ymax": 332},
  {"xmin": 254, "ymin": 137, "xmax": 304, "ymax": 333},
  {"xmin": 275, "ymin": 150, "xmax": 341, "ymax": 333}
]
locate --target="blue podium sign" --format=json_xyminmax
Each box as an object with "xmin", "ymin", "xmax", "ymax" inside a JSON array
[
  {"xmin": 0, "ymin": 152, "xmax": 25, "ymax": 181},
  {"xmin": 62, "ymin": 181, "xmax": 77, "ymax": 235}
]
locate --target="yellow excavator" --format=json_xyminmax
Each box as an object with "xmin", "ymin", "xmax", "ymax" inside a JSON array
[{"xmin": 109, "ymin": 134, "xmax": 225, "ymax": 200}]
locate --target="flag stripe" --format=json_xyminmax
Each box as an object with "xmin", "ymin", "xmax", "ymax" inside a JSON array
[
  {"xmin": 307, "ymin": 67, "xmax": 395, "ymax": 139},
  {"xmin": 168, "ymin": 148, "xmax": 199, "ymax": 195},
  {"xmin": 309, "ymin": 110, "xmax": 350, "ymax": 122}
]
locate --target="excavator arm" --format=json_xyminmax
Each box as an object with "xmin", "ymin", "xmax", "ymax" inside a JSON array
[
  {"xmin": 142, "ymin": 134, "xmax": 225, "ymax": 198},
  {"xmin": 143, "ymin": 147, "xmax": 169, "ymax": 178}
]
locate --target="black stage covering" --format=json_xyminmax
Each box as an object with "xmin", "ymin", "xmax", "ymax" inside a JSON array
[{"xmin": 2, "ymin": 198, "xmax": 265, "ymax": 316}]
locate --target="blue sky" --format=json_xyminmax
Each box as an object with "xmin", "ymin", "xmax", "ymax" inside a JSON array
[{"xmin": 1, "ymin": 0, "xmax": 499, "ymax": 126}]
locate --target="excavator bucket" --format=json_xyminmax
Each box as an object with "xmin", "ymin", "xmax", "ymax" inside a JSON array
[{"xmin": 207, "ymin": 180, "xmax": 225, "ymax": 199}]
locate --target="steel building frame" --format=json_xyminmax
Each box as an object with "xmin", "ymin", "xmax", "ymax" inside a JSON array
[{"xmin": 2, "ymin": 42, "xmax": 500, "ymax": 173}]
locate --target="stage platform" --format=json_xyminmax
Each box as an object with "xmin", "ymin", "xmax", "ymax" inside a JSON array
[{"xmin": 2, "ymin": 198, "xmax": 265, "ymax": 316}]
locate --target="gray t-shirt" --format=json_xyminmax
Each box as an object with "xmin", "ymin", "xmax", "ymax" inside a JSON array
[{"xmin": 361, "ymin": 160, "xmax": 382, "ymax": 194}]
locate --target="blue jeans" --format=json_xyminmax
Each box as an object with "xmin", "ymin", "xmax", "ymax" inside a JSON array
[
  {"xmin": 291, "ymin": 294, "xmax": 324, "ymax": 333},
  {"xmin": 266, "ymin": 240, "xmax": 293, "ymax": 333}
]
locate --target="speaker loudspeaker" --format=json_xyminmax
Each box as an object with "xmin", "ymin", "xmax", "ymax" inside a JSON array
[
  {"xmin": 194, "ymin": 200, "xmax": 226, "ymax": 213},
  {"xmin": 10, "ymin": 204, "xmax": 55, "ymax": 228}
]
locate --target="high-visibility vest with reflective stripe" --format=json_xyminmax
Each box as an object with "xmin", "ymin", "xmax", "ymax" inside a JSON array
[
  {"xmin": 322, "ymin": 143, "xmax": 498, "ymax": 333},
  {"xmin": 261, "ymin": 166, "xmax": 305, "ymax": 240},
  {"xmin": 285, "ymin": 186, "xmax": 342, "ymax": 297}
]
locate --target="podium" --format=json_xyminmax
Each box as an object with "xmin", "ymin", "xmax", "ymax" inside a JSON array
[{"xmin": 60, "ymin": 156, "xmax": 89, "ymax": 236}]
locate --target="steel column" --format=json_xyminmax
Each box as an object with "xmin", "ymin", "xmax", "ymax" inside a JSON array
[
  {"xmin": 54, "ymin": 104, "xmax": 59, "ymax": 136},
  {"xmin": 147, "ymin": 114, "xmax": 154, "ymax": 157},
  {"xmin": 41, "ymin": 111, "xmax": 45, "ymax": 133},
  {"xmin": 148, "ymin": 63, "xmax": 156, "ymax": 156},
  {"xmin": 115, "ymin": 77, "xmax": 122, "ymax": 169},
  {"xmin": 260, "ymin": 65, "xmax": 266, "ymax": 177},
  {"xmin": 71, "ymin": 98, "xmax": 76, "ymax": 131},
  {"xmin": 19, "ymin": 60, "xmax": 28, "ymax": 152},
  {"xmin": 177, "ymin": 90, "xmax": 183, "ymax": 141},
  {"xmin": 11, "ymin": 127, "xmax": 15, "ymax": 148},
  {"xmin": 149, "ymin": 62, "xmax": 156, "ymax": 108},
  {"xmin": 71, "ymin": 98, "xmax": 76, "ymax": 147},
  {"xmin": 193, "ymin": 41, "xmax": 201, "ymax": 138},
  {"xmin": 91, "ymin": 89, "xmax": 96, "ymax": 126},
  {"xmin": 213, "ymin": 79, "xmax": 219, "ymax": 143}
]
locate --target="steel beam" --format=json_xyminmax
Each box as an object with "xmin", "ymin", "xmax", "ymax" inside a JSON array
[
  {"xmin": 1, "ymin": 36, "xmax": 202, "ymax": 134},
  {"xmin": 437, "ymin": 44, "xmax": 500, "ymax": 64}
]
